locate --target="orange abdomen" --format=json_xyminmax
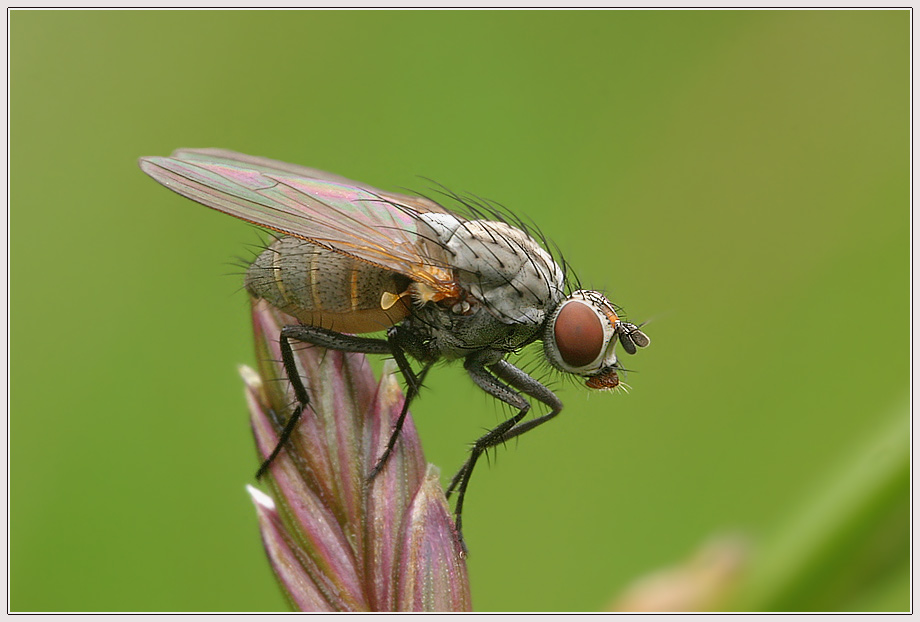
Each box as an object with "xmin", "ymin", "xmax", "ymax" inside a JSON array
[{"xmin": 245, "ymin": 237, "xmax": 411, "ymax": 334}]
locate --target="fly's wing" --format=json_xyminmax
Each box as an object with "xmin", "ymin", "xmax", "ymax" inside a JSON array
[
  {"xmin": 139, "ymin": 150, "xmax": 458, "ymax": 293},
  {"xmin": 172, "ymin": 148, "xmax": 451, "ymax": 216}
]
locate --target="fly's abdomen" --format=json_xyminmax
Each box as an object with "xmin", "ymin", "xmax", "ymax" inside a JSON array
[{"xmin": 245, "ymin": 237, "xmax": 411, "ymax": 334}]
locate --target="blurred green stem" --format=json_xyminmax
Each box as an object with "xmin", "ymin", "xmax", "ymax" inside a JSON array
[{"xmin": 731, "ymin": 400, "xmax": 909, "ymax": 611}]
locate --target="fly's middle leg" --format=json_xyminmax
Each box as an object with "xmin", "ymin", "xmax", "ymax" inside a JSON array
[
  {"xmin": 255, "ymin": 324, "xmax": 391, "ymax": 479},
  {"xmin": 447, "ymin": 358, "xmax": 563, "ymax": 552}
]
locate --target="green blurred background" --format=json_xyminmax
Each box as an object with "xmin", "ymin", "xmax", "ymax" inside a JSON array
[{"xmin": 10, "ymin": 10, "xmax": 908, "ymax": 612}]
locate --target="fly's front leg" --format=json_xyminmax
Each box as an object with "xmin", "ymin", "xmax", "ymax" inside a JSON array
[
  {"xmin": 446, "ymin": 357, "xmax": 563, "ymax": 550},
  {"xmin": 255, "ymin": 324, "xmax": 391, "ymax": 479}
]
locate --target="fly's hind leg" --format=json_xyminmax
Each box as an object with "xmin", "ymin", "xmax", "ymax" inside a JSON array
[
  {"xmin": 255, "ymin": 324, "xmax": 391, "ymax": 479},
  {"xmin": 446, "ymin": 357, "xmax": 563, "ymax": 551}
]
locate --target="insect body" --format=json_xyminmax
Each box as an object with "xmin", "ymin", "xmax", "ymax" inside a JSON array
[
  {"xmin": 245, "ymin": 237, "xmax": 414, "ymax": 333},
  {"xmin": 139, "ymin": 148, "xmax": 650, "ymax": 545}
]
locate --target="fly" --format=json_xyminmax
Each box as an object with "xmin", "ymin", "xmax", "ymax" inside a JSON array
[{"xmin": 139, "ymin": 148, "xmax": 650, "ymax": 547}]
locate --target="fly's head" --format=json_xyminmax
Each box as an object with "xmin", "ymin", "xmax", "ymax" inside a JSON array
[{"xmin": 543, "ymin": 289, "xmax": 650, "ymax": 390}]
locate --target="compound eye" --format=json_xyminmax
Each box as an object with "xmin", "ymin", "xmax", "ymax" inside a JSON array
[{"xmin": 553, "ymin": 301, "xmax": 604, "ymax": 368}]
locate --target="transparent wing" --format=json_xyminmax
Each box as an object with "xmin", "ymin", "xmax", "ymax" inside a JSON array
[
  {"xmin": 171, "ymin": 148, "xmax": 451, "ymax": 215},
  {"xmin": 139, "ymin": 149, "xmax": 458, "ymax": 292}
]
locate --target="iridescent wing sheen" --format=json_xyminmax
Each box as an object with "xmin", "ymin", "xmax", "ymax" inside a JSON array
[
  {"xmin": 170, "ymin": 149, "xmax": 451, "ymax": 215},
  {"xmin": 139, "ymin": 149, "xmax": 458, "ymax": 292}
]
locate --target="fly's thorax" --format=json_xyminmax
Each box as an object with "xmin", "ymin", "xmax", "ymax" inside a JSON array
[
  {"xmin": 397, "ymin": 298, "xmax": 543, "ymax": 362},
  {"xmin": 245, "ymin": 236, "xmax": 411, "ymax": 334},
  {"xmin": 418, "ymin": 213, "xmax": 566, "ymax": 326},
  {"xmin": 543, "ymin": 289, "xmax": 649, "ymax": 390}
]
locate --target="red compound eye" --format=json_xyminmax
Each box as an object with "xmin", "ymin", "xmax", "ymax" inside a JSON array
[{"xmin": 553, "ymin": 301, "xmax": 604, "ymax": 368}]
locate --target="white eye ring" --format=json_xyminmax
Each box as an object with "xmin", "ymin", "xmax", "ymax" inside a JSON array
[{"xmin": 544, "ymin": 291, "xmax": 618, "ymax": 375}]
